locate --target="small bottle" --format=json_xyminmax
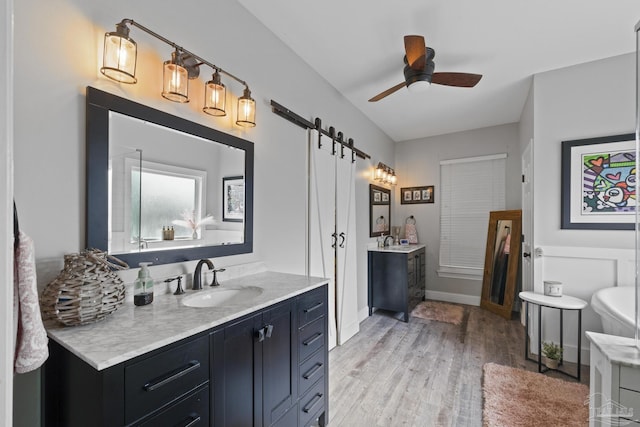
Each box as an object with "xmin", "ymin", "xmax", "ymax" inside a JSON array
[
  {"xmin": 133, "ymin": 262, "xmax": 154, "ymax": 306},
  {"xmin": 162, "ymin": 226, "xmax": 167, "ymax": 240}
]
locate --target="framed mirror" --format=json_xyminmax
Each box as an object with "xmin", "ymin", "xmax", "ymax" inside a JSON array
[
  {"xmin": 86, "ymin": 86, "xmax": 254, "ymax": 266},
  {"xmin": 369, "ymin": 184, "xmax": 390, "ymax": 237},
  {"xmin": 480, "ymin": 209, "xmax": 522, "ymax": 319}
]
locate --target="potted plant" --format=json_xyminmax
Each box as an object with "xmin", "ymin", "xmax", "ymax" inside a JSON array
[{"xmin": 542, "ymin": 341, "xmax": 563, "ymax": 369}]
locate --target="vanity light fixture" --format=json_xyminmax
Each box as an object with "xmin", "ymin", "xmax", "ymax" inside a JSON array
[
  {"xmin": 100, "ymin": 19, "xmax": 256, "ymax": 126},
  {"xmin": 374, "ymin": 162, "xmax": 397, "ymax": 185},
  {"xmin": 203, "ymin": 70, "xmax": 226, "ymax": 116},
  {"xmin": 236, "ymin": 87, "xmax": 256, "ymax": 127}
]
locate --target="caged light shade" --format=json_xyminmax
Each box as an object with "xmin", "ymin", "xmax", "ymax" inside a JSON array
[
  {"xmin": 162, "ymin": 50, "xmax": 189, "ymax": 103},
  {"xmin": 100, "ymin": 23, "xmax": 137, "ymax": 84},
  {"xmin": 236, "ymin": 87, "xmax": 256, "ymax": 127},
  {"xmin": 203, "ymin": 71, "xmax": 226, "ymax": 116}
]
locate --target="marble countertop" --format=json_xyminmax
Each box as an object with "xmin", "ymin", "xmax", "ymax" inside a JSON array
[
  {"xmin": 368, "ymin": 244, "xmax": 425, "ymax": 254},
  {"xmin": 45, "ymin": 271, "xmax": 329, "ymax": 371},
  {"xmin": 586, "ymin": 331, "xmax": 640, "ymax": 368}
]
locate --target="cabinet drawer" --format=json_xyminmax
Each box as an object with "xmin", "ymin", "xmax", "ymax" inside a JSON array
[
  {"xmin": 621, "ymin": 365, "xmax": 640, "ymax": 391},
  {"xmin": 299, "ymin": 348, "xmax": 326, "ymax": 396},
  {"xmin": 299, "ymin": 378, "xmax": 325, "ymax": 427},
  {"xmin": 299, "ymin": 317, "xmax": 325, "ymax": 362},
  {"xmin": 298, "ymin": 286, "xmax": 328, "ymax": 328},
  {"xmin": 620, "ymin": 388, "xmax": 640, "ymax": 422},
  {"xmin": 125, "ymin": 335, "xmax": 209, "ymax": 424},
  {"xmin": 138, "ymin": 385, "xmax": 209, "ymax": 427}
]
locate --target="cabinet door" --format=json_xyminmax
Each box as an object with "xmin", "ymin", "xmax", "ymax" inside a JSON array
[
  {"xmin": 212, "ymin": 312, "xmax": 262, "ymax": 427},
  {"xmin": 262, "ymin": 301, "xmax": 296, "ymax": 426}
]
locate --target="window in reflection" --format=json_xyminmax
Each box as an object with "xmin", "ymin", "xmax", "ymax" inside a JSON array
[{"xmin": 131, "ymin": 166, "xmax": 202, "ymax": 241}]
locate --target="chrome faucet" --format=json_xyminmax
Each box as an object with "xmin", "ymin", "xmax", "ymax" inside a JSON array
[
  {"xmin": 193, "ymin": 259, "xmax": 213, "ymax": 290},
  {"xmin": 384, "ymin": 235, "xmax": 394, "ymax": 247}
]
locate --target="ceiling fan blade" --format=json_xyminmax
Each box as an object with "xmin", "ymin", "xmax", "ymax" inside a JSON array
[
  {"xmin": 368, "ymin": 82, "xmax": 406, "ymax": 102},
  {"xmin": 404, "ymin": 35, "xmax": 426, "ymax": 70},
  {"xmin": 431, "ymin": 72, "xmax": 482, "ymax": 87}
]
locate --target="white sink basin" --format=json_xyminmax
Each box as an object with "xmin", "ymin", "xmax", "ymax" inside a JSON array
[{"xmin": 182, "ymin": 286, "xmax": 263, "ymax": 308}]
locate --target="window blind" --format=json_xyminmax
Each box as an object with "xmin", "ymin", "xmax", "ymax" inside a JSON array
[{"xmin": 439, "ymin": 154, "xmax": 506, "ymax": 279}]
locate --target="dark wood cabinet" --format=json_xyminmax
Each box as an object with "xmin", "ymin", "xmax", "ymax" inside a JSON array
[
  {"xmin": 368, "ymin": 247, "xmax": 426, "ymax": 322},
  {"xmin": 211, "ymin": 300, "xmax": 296, "ymax": 427},
  {"xmin": 44, "ymin": 284, "xmax": 328, "ymax": 427}
]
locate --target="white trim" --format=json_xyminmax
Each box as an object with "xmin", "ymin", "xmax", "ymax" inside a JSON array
[
  {"xmin": 358, "ymin": 306, "xmax": 370, "ymax": 323},
  {"xmin": 0, "ymin": 0, "xmax": 13, "ymax": 424},
  {"xmin": 440, "ymin": 152, "xmax": 507, "ymax": 165},
  {"xmin": 425, "ymin": 290, "xmax": 481, "ymax": 306},
  {"xmin": 436, "ymin": 266, "xmax": 483, "ymax": 281}
]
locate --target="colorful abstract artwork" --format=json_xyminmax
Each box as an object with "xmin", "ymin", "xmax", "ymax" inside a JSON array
[
  {"xmin": 561, "ymin": 133, "xmax": 636, "ymax": 230},
  {"xmin": 582, "ymin": 150, "xmax": 636, "ymax": 214}
]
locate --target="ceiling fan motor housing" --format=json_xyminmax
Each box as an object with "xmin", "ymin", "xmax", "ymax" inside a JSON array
[{"xmin": 404, "ymin": 60, "xmax": 435, "ymax": 86}]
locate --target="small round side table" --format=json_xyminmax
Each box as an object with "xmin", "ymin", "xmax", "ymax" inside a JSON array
[{"xmin": 519, "ymin": 291, "xmax": 588, "ymax": 381}]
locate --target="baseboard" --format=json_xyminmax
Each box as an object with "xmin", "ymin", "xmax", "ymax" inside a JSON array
[
  {"xmin": 425, "ymin": 290, "xmax": 481, "ymax": 306},
  {"xmin": 358, "ymin": 307, "xmax": 370, "ymax": 323},
  {"xmin": 338, "ymin": 319, "xmax": 360, "ymax": 346}
]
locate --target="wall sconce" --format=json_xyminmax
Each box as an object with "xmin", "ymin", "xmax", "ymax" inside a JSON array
[
  {"xmin": 374, "ymin": 162, "xmax": 397, "ymax": 185},
  {"xmin": 100, "ymin": 19, "xmax": 255, "ymax": 126}
]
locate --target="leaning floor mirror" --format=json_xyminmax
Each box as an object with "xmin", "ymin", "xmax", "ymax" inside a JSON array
[{"xmin": 480, "ymin": 209, "xmax": 522, "ymax": 319}]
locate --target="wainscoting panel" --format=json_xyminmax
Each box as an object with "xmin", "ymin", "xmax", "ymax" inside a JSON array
[{"xmin": 528, "ymin": 246, "xmax": 634, "ymax": 365}]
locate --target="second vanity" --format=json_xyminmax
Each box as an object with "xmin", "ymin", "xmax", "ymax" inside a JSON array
[
  {"xmin": 368, "ymin": 244, "xmax": 426, "ymax": 322},
  {"xmin": 44, "ymin": 270, "xmax": 329, "ymax": 427}
]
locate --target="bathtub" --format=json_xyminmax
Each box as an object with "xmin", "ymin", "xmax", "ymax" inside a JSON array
[{"xmin": 591, "ymin": 286, "xmax": 636, "ymax": 338}]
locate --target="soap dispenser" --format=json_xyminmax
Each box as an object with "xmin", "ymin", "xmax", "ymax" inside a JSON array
[{"xmin": 134, "ymin": 262, "xmax": 154, "ymax": 306}]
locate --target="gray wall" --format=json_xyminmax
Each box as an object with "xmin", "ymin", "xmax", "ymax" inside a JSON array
[{"xmin": 394, "ymin": 123, "xmax": 521, "ymax": 302}]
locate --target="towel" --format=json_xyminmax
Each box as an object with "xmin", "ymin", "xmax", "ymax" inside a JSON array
[
  {"xmin": 14, "ymin": 231, "xmax": 48, "ymax": 373},
  {"xmin": 406, "ymin": 223, "xmax": 418, "ymax": 244}
]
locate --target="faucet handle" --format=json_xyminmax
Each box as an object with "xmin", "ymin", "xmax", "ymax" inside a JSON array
[
  {"xmin": 210, "ymin": 268, "xmax": 226, "ymax": 287},
  {"xmin": 164, "ymin": 275, "xmax": 185, "ymax": 295}
]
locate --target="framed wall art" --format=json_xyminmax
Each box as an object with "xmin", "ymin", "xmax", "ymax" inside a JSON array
[
  {"xmin": 401, "ymin": 185, "xmax": 435, "ymax": 204},
  {"xmin": 223, "ymin": 175, "xmax": 245, "ymax": 222},
  {"xmin": 561, "ymin": 133, "xmax": 635, "ymax": 230}
]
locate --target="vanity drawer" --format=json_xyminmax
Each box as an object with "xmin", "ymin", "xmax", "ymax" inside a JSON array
[
  {"xmin": 620, "ymin": 388, "xmax": 640, "ymax": 423},
  {"xmin": 125, "ymin": 335, "xmax": 209, "ymax": 424},
  {"xmin": 298, "ymin": 286, "xmax": 328, "ymax": 328},
  {"xmin": 621, "ymin": 365, "xmax": 640, "ymax": 391},
  {"xmin": 299, "ymin": 378, "xmax": 325, "ymax": 427},
  {"xmin": 138, "ymin": 384, "xmax": 209, "ymax": 427},
  {"xmin": 299, "ymin": 317, "xmax": 325, "ymax": 362},
  {"xmin": 299, "ymin": 348, "xmax": 326, "ymax": 396}
]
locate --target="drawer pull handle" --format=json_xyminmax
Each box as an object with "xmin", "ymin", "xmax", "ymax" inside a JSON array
[
  {"xmin": 303, "ymin": 332, "xmax": 323, "ymax": 346},
  {"xmin": 303, "ymin": 393, "xmax": 323, "ymax": 413},
  {"xmin": 144, "ymin": 361, "xmax": 201, "ymax": 392},
  {"xmin": 303, "ymin": 362, "xmax": 323, "ymax": 380},
  {"xmin": 304, "ymin": 302, "xmax": 323, "ymax": 313},
  {"xmin": 178, "ymin": 415, "xmax": 201, "ymax": 427}
]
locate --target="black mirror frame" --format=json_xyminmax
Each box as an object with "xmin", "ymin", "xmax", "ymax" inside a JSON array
[
  {"xmin": 369, "ymin": 184, "xmax": 391, "ymax": 238},
  {"xmin": 86, "ymin": 86, "xmax": 254, "ymax": 266}
]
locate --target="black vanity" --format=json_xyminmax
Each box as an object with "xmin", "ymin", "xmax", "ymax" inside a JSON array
[
  {"xmin": 368, "ymin": 245, "xmax": 426, "ymax": 322},
  {"xmin": 44, "ymin": 273, "xmax": 329, "ymax": 427}
]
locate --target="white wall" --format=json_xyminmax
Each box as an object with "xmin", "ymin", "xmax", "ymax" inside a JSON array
[
  {"xmin": 529, "ymin": 53, "xmax": 636, "ymax": 363},
  {"xmin": 394, "ymin": 123, "xmax": 521, "ymax": 304},
  {"xmin": 12, "ymin": 0, "xmax": 395, "ymax": 424},
  {"xmin": 1, "ymin": 0, "xmax": 14, "ymax": 425}
]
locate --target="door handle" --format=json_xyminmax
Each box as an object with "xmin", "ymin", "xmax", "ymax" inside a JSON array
[
  {"xmin": 331, "ymin": 232, "xmax": 337, "ymax": 248},
  {"xmin": 339, "ymin": 232, "xmax": 345, "ymax": 248},
  {"xmin": 523, "ymin": 252, "xmax": 531, "ymax": 258}
]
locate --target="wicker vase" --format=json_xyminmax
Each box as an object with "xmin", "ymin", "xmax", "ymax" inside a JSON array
[{"xmin": 41, "ymin": 249, "xmax": 128, "ymax": 326}]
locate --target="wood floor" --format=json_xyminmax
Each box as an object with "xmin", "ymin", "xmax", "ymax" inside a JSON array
[{"xmin": 327, "ymin": 304, "xmax": 589, "ymax": 427}]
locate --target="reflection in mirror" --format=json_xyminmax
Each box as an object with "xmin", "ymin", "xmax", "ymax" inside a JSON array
[
  {"xmin": 480, "ymin": 210, "xmax": 522, "ymax": 319},
  {"xmin": 109, "ymin": 112, "xmax": 244, "ymax": 254},
  {"xmin": 369, "ymin": 184, "xmax": 390, "ymax": 237},
  {"xmin": 86, "ymin": 87, "xmax": 254, "ymax": 266}
]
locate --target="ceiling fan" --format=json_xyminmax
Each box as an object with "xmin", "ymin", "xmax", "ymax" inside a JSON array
[{"xmin": 368, "ymin": 35, "xmax": 482, "ymax": 102}]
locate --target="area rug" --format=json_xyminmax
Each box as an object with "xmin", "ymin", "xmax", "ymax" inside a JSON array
[
  {"xmin": 410, "ymin": 300, "xmax": 464, "ymax": 325},
  {"xmin": 483, "ymin": 363, "xmax": 589, "ymax": 427}
]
